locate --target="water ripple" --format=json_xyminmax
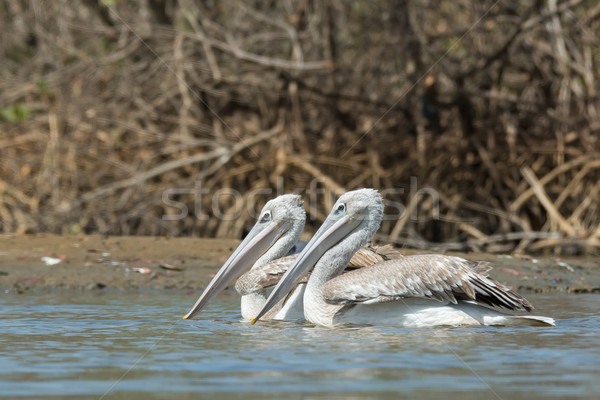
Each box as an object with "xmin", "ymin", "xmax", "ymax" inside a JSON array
[{"xmin": 1, "ymin": 292, "xmax": 598, "ymax": 399}]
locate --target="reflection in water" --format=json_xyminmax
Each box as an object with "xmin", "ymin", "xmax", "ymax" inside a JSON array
[{"xmin": 0, "ymin": 292, "xmax": 599, "ymax": 399}]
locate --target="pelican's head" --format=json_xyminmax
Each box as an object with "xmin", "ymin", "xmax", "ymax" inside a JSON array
[
  {"xmin": 251, "ymin": 189, "xmax": 383, "ymax": 324},
  {"xmin": 333, "ymin": 188, "xmax": 384, "ymax": 238},
  {"xmin": 183, "ymin": 194, "xmax": 305, "ymax": 320},
  {"xmin": 257, "ymin": 194, "xmax": 307, "ymax": 260}
]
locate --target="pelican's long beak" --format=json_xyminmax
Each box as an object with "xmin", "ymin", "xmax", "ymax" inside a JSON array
[
  {"xmin": 183, "ymin": 220, "xmax": 290, "ymax": 320},
  {"xmin": 251, "ymin": 215, "xmax": 360, "ymax": 324}
]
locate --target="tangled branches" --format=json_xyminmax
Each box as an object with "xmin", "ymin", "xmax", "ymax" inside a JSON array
[{"xmin": 0, "ymin": 0, "xmax": 599, "ymax": 254}]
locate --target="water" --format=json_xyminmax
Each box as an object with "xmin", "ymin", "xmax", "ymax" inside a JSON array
[{"xmin": 1, "ymin": 292, "xmax": 599, "ymax": 399}]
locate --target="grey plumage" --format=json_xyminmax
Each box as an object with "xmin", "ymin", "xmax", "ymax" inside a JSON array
[
  {"xmin": 235, "ymin": 244, "xmax": 402, "ymax": 296},
  {"xmin": 321, "ymin": 254, "xmax": 533, "ymax": 311},
  {"xmin": 252, "ymin": 189, "xmax": 553, "ymax": 327}
]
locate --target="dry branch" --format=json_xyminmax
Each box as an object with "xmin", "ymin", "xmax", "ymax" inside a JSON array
[
  {"xmin": 79, "ymin": 126, "xmax": 281, "ymax": 204},
  {"xmin": 0, "ymin": 0, "xmax": 598, "ymax": 254},
  {"xmin": 521, "ymin": 167, "xmax": 577, "ymax": 236}
]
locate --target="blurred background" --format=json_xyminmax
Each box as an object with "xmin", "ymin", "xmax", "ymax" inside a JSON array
[{"xmin": 0, "ymin": 0, "xmax": 599, "ymax": 254}]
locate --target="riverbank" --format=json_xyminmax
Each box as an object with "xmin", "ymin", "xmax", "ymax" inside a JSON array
[{"xmin": 1, "ymin": 234, "xmax": 599, "ymax": 295}]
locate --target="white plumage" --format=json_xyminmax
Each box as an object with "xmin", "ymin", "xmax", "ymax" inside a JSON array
[
  {"xmin": 183, "ymin": 194, "xmax": 402, "ymax": 322},
  {"xmin": 253, "ymin": 189, "xmax": 555, "ymax": 328}
]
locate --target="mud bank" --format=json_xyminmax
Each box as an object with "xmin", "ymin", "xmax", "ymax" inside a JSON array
[{"xmin": 1, "ymin": 234, "xmax": 599, "ymax": 295}]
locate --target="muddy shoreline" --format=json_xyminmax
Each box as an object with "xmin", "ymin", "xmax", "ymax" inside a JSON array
[{"xmin": 1, "ymin": 234, "xmax": 599, "ymax": 296}]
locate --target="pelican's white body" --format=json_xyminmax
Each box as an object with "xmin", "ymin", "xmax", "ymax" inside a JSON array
[
  {"xmin": 302, "ymin": 252, "xmax": 554, "ymax": 328},
  {"xmin": 262, "ymin": 189, "xmax": 555, "ymax": 328},
  {"xmin": 241, "ymin": 285, "xmax": 305, "ymax": 321},
  {"xmin": 304, "ymin": 294, "xmax": 554, "ymax": 328}
]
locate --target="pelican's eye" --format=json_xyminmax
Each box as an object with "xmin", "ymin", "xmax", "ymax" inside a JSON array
[
  {"xmin": 259, "ymin": 210, "xmax": 272, "ymax": 223},
  {"xmin": 334, "ymin": 203, "xmax": 346, "ymax": 215}
]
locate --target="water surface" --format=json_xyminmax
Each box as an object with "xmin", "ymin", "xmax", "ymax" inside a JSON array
[{"xmin": 1, "ymin": 292, "xmax": 598, "ymax": 399}]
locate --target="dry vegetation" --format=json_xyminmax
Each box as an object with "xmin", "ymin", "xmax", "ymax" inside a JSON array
[{"xmin": 1, "ymin": 0, "xmax": 599, "ymax": 254}]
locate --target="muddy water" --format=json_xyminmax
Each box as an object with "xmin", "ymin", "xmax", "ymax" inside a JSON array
[{"xmin": 1, "ymin": 292, "xmax": 598, "ymax": 399}]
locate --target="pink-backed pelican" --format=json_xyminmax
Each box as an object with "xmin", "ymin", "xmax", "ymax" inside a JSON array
[
  {"xmin": 183, "ymin": 194, "xmax": 306, "ymax": 321},
  {"xmin": 234, "ymin": 243, "xmax": 401, "ymax": 319},
  {"xmin": 182, "ymin": 193, "xmax": 403, "ymax": 322},
  {"xmin": 252, "ymin": 189, "xmax": 555, "ymax": 327}
]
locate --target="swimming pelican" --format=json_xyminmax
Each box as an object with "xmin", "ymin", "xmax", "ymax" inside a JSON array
[
  {"xmin": 182, "ymin": 193, "xmax": 402, "ymax": 321},
  {"xmin": 252, "ymin": 189, "xmax": 555, "ymax": 327},
  {"xmin": 183, "ymin": 194, "xmax": 306, "ymax": 321},
  {"xmin": 234, "ymin": 243, "xmax": 401, "ymax": 313}
]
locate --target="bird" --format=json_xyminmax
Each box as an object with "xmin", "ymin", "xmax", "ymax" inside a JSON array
[
  {"xmin": 252, "ymin": 189, "xmax": 555, "ymax": 328},
  {"xmin": 183, "ymin": 194, "xmax": 306, "ymax": 321},
  {"xmin": 182, "ymin": 193, "xmax": 403, "ymax": 322},
  {"xmin": 234, "ymin": 243, "xmax": 401, "ymax": 319}
]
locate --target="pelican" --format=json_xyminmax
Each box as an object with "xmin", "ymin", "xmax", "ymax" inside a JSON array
[
  {"xmin": 182, "ymin": 193, "xmax": 402, "ymax": 322},
  {"xmin": 253, "ymin": 189, "xmax": 555, "ymax": 327},
  {"xmin": 234, "ymin": 243, "xmax": 401, "ymax": 315},
  {"xmin": 183, "ymin": 194, "xmax": 306, "ymax": 321}
]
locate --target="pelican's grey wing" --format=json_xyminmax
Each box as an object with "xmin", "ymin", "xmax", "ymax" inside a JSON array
[
  {"xmin": 236, "ymin": 244, "xmax": 403, "ymax": 295},
  {"xmin": 346, "ymin": 244, "xmax": 403, "ymax": 269},
  {"xmin": 322, "ymin": 254, "xmax": 533, "ymax": 311},
  {"xmin": 235, "ymin": 254, "xmax": 298, "ymax": 295}
]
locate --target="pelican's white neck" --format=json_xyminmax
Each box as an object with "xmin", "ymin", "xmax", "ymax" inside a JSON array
[
  {"xmin": 305, "ymin": 219, "xmax": 373, "ymax": 293},
  {"xmin": 306, "ymin": 243, "xmax": 353, "ymax": 292}
]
